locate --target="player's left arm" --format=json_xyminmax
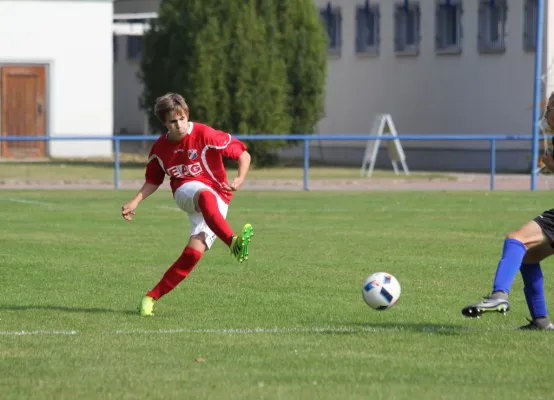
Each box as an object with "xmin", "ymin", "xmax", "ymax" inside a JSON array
[
  {"xmin": 228, "ymin": 150, "xmax": 251, "ymax": 191},
  {"xmin": 206, "ymin": 127, "xmax": 251, "ymax": 191},
  {"xmin": 542, "ymin": 140, "xmax": 554, "ymax": 172},
  {"xmin": 539, "ymin": 93, "xmax": 554, "ymax": 172}
]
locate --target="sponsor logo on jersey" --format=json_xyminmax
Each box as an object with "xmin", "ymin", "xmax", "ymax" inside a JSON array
[{"xmin": 167, "ymin": 163, "xmax": 202, "ymax": 178}]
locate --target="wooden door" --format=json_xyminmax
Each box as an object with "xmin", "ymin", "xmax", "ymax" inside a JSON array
[{"xmin": 0, "ymin": 65, "xmax": 47, "ymax": 158}]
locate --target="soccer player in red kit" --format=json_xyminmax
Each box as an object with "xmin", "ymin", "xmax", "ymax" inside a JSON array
[{"xmin": 121, "ymin": 93, "xmax": 254, "ymax": 316}]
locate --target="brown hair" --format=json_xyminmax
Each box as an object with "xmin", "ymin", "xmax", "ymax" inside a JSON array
[{"xmin": 154, "ymin": 93, "xmax": 190, "ymax": 123}]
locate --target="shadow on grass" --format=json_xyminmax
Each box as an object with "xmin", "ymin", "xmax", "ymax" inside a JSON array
[{"xmin": 0, "ymin": 304, "xmax": 136, "ymax": 315}]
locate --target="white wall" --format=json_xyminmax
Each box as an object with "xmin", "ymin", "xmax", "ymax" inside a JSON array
[
  {"xmin": 313, "ymin": 0, "xmax": 539, "ymax": 151},
  {"xmin": 0, "ymin": 0, "xmax": 114, "ymax": 158}
]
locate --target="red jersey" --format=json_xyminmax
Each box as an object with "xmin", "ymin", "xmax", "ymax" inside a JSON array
[{"xmin": 144, "ymin": 122, "xmax": 247, "ymax": 204}]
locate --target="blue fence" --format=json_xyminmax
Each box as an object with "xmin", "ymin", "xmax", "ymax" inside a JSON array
[{"xmin": 0, "ymin": 134, "xmax": 544, "ymax": 191}]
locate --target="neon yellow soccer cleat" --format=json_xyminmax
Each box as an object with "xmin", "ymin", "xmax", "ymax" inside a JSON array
[
  {"xmin": 138, "ymin": 296, "xmax": 156, "ymax": 316},
  {"xmin": 230, "ymin": 224, "xmax": 254, "ymax": 263}
]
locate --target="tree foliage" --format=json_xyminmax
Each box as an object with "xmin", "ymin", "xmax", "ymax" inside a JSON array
[{"xmin": 139, "ymin": 0, "xmax": 327, "ymax": 165}]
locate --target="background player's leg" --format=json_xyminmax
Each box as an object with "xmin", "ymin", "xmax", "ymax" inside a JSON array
[
  {"xmin": 492, "ymin": 220, "xmax": 546, "ymax": 296},
  {"xmin": 462, "ymin": 220, "xmax": 547, "ymax": 318},
  {"xmin": 194, "ymin": 190, "xmax": 234, "ymax": 247},
  {"xmin": 139, "ymin": 234, "xmax": 207, "ymax": 316},
  {"xmin": 521, "ymin": 241, "xmax": 554, "ymax": 264},
  {"xmin": 519, "ymin": 243, "xmax": 554, "ymax": 329}
]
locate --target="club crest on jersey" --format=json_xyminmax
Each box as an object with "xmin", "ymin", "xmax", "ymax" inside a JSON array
[{"xmin": 188, "ymin": 149, "xmax": 198, "ymax": 160}]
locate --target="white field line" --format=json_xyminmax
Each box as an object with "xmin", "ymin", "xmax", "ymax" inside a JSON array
[
  {"xmin": 4, "ymin": 198, "xmax": 53, "ymax": 206},
  {"xmin": 0, "ymin": 330, "xmax": 78, "ymax": 336}
]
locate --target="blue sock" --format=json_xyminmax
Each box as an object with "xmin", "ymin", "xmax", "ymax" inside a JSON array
[
  {"xmin": 521, "ymin": 263, "xmax": 548, "ymax": 319},
  {"xmin": 492, "ymin": 239, "xmax": 527, "ymax": 293}
]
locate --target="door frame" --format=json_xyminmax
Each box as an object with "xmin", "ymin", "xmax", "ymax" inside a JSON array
[{"xmin": 0, "ymin": 60, "xmax": 52, "ymax": 158}]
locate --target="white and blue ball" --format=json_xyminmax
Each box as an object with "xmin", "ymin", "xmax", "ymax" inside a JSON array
[{"xmin": 362, "ymin": 272, "xmax": 401, "ymax": 310}]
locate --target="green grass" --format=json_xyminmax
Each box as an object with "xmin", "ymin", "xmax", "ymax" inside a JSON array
[
  {"xmin": 0, "ymin": 160, "xmax": 454, "ymax": 181},
  {"xmin": 1, "ymin": 190, "xmax": 553, "ymax": 400}
]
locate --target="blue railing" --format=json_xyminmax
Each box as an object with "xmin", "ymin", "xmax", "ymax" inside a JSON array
[{"xmin": 0, "ymin": 134, "xmax": 544, "ymax": 191}]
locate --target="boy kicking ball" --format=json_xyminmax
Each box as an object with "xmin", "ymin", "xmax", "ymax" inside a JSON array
[{"xmin": 121, "ymin": 93, "xmax": 254, "ymax": 316}]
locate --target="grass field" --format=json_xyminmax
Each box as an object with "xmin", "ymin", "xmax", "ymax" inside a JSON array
[
  {"xmin": 0, "ymin": 160, "xmax": 455, "ymax": 181},
  {"xmin": 1, "ymin": 190, "xmax": 553, "ymax": 400}
]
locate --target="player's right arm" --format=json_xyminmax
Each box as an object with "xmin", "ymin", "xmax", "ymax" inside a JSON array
[
  {"xmin": 121, "ymin": 150, "xmax": 166, "ymax": 221},
  {"xmin": 121, "ymin": 182, "xmax": 160, "ymax": 221},
  {"xmin": 542, "ymin": 146, "xmax": 554, "ymax": 173}
]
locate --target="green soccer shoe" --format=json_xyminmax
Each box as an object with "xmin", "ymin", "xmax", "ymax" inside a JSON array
[{"xmin": 230, "ymin": 224, "xmax": 254, "ymax": 263}]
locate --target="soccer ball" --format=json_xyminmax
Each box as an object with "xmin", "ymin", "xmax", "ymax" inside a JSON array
[{"xmin": 362, "ymin": 272, "xmax": 401, "ymax": 310}]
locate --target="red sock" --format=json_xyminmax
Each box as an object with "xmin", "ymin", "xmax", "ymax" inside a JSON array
[
  {"xmin": 147, "ymin": 247, "xmax": 203, "ymax": 300},
  {"xmin": 197, "ymin": 191, "xmax": 234, "ymax": 246}
]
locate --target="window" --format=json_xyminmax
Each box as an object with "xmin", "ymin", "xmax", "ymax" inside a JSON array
[
  {"xmin": 355, "ymin": 4, "xmax": 380, "ymax": 55},
  {"xmin": 524, "ymin": 0, "xmax": 538, "ymax": 52},
  {"xmin": 435, "ymin": 0, "xmax": 463, "ymax": 54},
  {"xmin": 320, "ymin": 6, "xmax": 342, "ymax": 56},
  {"xmin": 478, "ymin": 0, "xmax": 507, "ymax": 53},
  {"xmin": 394, "ymin": 2, "xmax": 421, "ymax": 54},
  {"xmin": 127, "ymin": 35, "xmax": 143, "ymax": 60}
]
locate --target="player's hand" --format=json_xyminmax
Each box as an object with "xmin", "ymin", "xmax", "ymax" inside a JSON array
[
  {"xmin": 222, "ymin": 177, "xmax": 244, "ymax": 192},
  {"xmin": 541, "ymin": 149, "xmax": 554, "ymax": 172},
  {"xmin": 121, "ymin": 200, "xmax": 138, "ymax": 221}
]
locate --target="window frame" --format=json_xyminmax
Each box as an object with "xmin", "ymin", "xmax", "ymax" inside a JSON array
[
  {"xmin": 477, "ymin": 0, "xmax": 508, "ymax": 54},
  {"xmin": 394, "ymin": 2, "xmax": 422, "ymax": 56},
  {"xmin": 523, "ymin": 0, "xmax": 538, "ymax": 52},
  {"xmin": 355, "ymin": 3, "xmax": 381, "ymax": 56},
  {"xmin": 320, "ymin": 6, "xmax": 342, "ymax": 57},
  {"xmin": 435, "ymin": 0, "xmax": 464, "ymax": 55}
]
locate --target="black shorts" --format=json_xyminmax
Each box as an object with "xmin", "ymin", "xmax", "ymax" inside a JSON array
[{"xmin": 533, "ymin": 209, "xmax": 554, "ymax": 245}]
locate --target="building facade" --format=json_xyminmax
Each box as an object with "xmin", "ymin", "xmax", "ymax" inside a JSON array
[
  {"xmin": 113, "ymin": 0, "xmax": 551, "ymax": 172},
  {"xmin": 0, "ymin": 0, "xmax": 114, "ymax": 159}
]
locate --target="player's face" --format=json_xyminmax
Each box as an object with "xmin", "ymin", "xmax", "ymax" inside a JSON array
[{"xmin": 164, "ymin": 109, "xmax": 189, "ymax": 139}]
